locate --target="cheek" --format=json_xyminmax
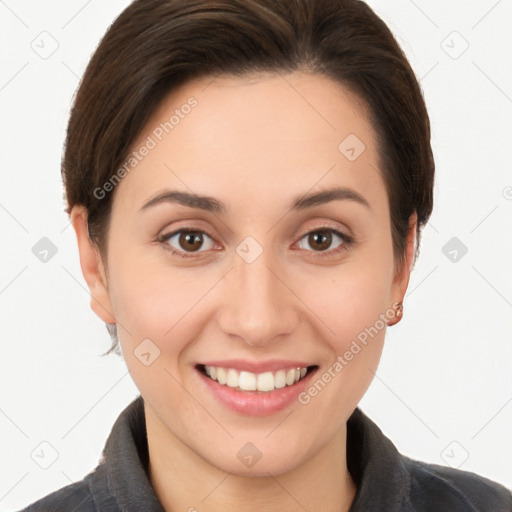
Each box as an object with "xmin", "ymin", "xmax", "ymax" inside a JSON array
[
  {"xmin": 107, "ymin": 251, "xmax": 216, "ymax": 357},
  {"xmin": 294, "ymin": 259, "xmax": 392, "ymax": 409},
  {"xmin": 107, "ymin": 258, "xmax": 211, "ymax": 415},
  {"xmin": 299, "ymin": 260, "xmax": 392, "ymax": 345}
]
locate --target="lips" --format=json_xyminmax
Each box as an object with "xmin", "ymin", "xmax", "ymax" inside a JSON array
[{"xmin": 195, "ymin": 361, "xmax": 319, "ymax": 416}]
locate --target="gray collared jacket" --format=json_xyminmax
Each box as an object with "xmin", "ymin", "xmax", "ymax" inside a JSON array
[{"xmin": 19, "ymin": 396, "xmax": 512, "ymax": 511}]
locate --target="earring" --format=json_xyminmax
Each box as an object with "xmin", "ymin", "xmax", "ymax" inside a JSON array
[{"xmin": 387, "ymin": 302, "xmax": 404, "ymax": 326}]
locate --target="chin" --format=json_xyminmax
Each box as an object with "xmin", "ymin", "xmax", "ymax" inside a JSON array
[
  {"xmin": 212, "ymin": 453, "xmax": 303, "ymax": 478},
  {"xmin": 196, "ymin": 435, "xmax": 312, "ymax": 478}
]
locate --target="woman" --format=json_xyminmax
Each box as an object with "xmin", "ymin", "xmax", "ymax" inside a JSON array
[{"xmin": 20, "ymin": 0, "xmax": 512, "ymax": 510}]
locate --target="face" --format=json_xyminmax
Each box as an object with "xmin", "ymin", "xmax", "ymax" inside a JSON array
[{"xmin": 72, "ymin": 71, "xmax": 414, "ymax": 477}]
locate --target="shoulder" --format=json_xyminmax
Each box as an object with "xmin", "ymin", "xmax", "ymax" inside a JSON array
[
  {"xmin": 406, "ymin": 457, "xmax": 512, "ymax": 511},
  {"xmin": 17, "ymin": 478, "xmax": 96, "ymax": 512}
]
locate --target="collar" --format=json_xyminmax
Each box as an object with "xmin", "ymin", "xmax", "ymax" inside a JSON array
[
  {"xmin": 88, "ymin": 395, "xmax": 412, "ymax": 511},
  {"xmin": 346, "ymin": 407, "xmax": 412, "ymax": 511}
]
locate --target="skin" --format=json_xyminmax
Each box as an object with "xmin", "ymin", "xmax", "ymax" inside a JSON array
[{"xmin": 71, "ymin": 71, "xmax": 417, "ymax": 511}]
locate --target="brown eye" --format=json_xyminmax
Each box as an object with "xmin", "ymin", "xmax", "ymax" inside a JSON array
[
  {"xmin": 297, "ymin": 229, "xmax": 349, "ymax": 253},
  {"xmin": 178, "ymin": 231, "xmax": 204, "ymax": 252},
  {"xmin": 161, "ymin": 230, "xmax": 214, "ymax": 254},
  {"xmin": 308, "ymin": 231, "xmax": 332, "ymax": 251}
]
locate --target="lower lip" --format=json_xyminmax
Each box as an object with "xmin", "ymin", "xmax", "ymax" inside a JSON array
[{"xmin": 196, "ymin": 366, "xmax": 318, "ymax": 417}]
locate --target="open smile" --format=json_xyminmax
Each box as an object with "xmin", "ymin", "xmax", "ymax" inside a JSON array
[{"xmin": 195, "ymin": 362, "xmax": 319, "ymax": 416}]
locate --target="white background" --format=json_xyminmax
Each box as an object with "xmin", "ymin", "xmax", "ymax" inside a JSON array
[{"xmin": 1, "ymin": 0, "xmax": 511, "ymax": 509}]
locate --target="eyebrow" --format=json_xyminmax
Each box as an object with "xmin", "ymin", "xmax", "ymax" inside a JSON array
[{"xmin": 139, "ymin": 186, "xmax": 371, "ymax": 214}]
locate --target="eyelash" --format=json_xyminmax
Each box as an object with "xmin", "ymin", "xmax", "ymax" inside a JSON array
[{"xmin": 157, "ymin": 225, "xmax": 354, "ymax": 259}]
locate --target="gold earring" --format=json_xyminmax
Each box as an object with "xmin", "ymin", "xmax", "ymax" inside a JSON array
[{"xmin": 395, "ymin": 302, "xmax": 403, "ymax": 318}]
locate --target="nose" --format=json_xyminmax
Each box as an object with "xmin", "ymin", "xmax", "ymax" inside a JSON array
[{"xmin": 217, "ymin": 242, "xmax": 299, "ymax": 347}]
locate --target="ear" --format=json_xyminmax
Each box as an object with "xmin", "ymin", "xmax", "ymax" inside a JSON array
[
  {"xmin": 70, "ymin": 205, "xmax": 116, "ymax": 324},
  {"xmin": 388, "ymin": 212, "xmax": 418, "ymax": 325}
]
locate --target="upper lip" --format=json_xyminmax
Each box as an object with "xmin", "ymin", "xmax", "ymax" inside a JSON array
[{"xmin": 197, "ymin": 359, "xmax": 316, "ymax": 374}]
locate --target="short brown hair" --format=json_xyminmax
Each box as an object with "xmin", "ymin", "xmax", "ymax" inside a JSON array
[{"xmin": 62, "ymin": 0, "xmax": 434, "ymax": 352}]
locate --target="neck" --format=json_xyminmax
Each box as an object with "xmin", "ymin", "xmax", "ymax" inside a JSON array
[{"xmin": 145, "ymin": 404, "xmax": 357, "ymax": 512}]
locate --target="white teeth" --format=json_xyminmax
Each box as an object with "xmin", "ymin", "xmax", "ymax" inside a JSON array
[
  {"xmin": 257, "ymin": 372, "xmax": 274, "ymax": 392},
  {"xmin": 274, "ymin": 370, "xmax": 286, "ymax": 389},
  {"xmin": 226, "ymin": 369, "xmax": 239, "ymax": 388},
  {"xmin": 216, "ymin": 367, "xmax": 227, "ymax": 385},
  {"xmin": 202, "ymin": 365, "xmax": 311, "ymax": 392},
  {"xmin": 239, "ymin": 371, "xmax": 256, "ymax": 391}
]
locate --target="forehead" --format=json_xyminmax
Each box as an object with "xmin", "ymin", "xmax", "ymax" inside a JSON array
[{"xmin": 112, "ymin": 71, "xmax": 385, "ymax": 215}]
